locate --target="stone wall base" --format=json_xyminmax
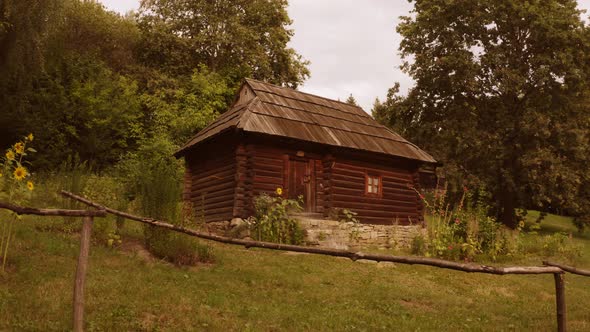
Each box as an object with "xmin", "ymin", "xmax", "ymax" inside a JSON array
[
  {"xmin": 297, "ymin": 218, "xmax": 425, "ymax": 250},
  {"xmin": 201, "ymin": 217, "xmax": 426, "ymax": 251}
]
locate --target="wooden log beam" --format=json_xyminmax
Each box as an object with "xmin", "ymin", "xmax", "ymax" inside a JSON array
[
  {"xmin": 543, "ymin": 261, "xmax": 590, "ymax": 277},
  {"xmin": 0, "ymin": 201, "xmax": 106, "ymax": 217},
  {"xmin": 60, "ymin": 190, "xmax": 563, "ymax": 276}
]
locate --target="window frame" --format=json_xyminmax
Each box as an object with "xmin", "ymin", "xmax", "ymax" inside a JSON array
[{"xmin": 364, "ymin": 173, "xmax": 382, "ymax": 197}]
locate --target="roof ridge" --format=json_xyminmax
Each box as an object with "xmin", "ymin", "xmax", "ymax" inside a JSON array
[
  {"xmin": 245, "ymin": 78, "xmax": 368, "ymax": 115},
  {"xmin": 250, "ymin": 88, "xmax": 369, "ymax": 119}
]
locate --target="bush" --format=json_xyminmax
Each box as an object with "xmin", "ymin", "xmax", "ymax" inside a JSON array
[
  {"xmin": 413, "ymin": 185, "xmax": 518, "ymax": 261},
  {"xmin": 119, "ymin": 136, "xmax": 214, "ymax": 265},
  {"xmin": 412, "ymin": 184, "xmax": 583, "ymax": 262},
  {"xmin": 251, "ymin": 192, "xmax": 305, "ymax": 245}
]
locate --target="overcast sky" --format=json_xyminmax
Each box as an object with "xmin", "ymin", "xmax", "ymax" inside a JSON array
[{"xmin": 99, "ymin": 0, "xmax": 590, "ymax": 112}]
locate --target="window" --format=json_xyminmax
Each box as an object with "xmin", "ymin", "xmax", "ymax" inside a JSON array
[{"xmin": 365, "ymin": 174, "xmax": 381, "ymax": 196}]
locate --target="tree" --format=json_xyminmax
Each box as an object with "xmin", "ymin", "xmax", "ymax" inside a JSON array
[
  {"xmin": 379, "ymin": 0, "xmax": 590, "ymax": 227},
  {"xmin": 345, "ymin": 94, "xmax": 359, "ymax": 106},
  {"xmin": 137, "ymin": 0, "xmax": 310, "ymax": 88}
]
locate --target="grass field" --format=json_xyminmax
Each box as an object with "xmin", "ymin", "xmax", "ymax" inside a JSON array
[{"xmin": 1, "ymin": 212, "xmax": 589, "ymax": 331}]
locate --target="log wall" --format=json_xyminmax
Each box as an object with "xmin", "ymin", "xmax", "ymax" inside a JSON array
[
  {"xmin": 329, "ymin": 158, "xmax": 422, "ymax": 225},
  {"xmin": 185, "ymin": 141, "xmax": 236, "ymax": 222},
  {"xmin": 183, "ymin": 133, "xmax": 424, "ymax": 225},
  {"xmin": 241, "ymin": 143, "xmax": 325, "ymax": 215}
]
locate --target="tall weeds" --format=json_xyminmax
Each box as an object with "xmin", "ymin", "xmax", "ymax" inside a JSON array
[{"xmin": 119, "ymin": 137, "xmax": 213, "ymax": 265}]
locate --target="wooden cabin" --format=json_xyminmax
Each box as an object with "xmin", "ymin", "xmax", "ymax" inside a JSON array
[{"xmin": 175, "ymin": 79, "xmax": 437, "ymax": 225}]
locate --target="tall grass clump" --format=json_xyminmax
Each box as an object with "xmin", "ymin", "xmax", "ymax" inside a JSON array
[
  {"xmin": 55, "ymin": 155, "xmax": 93, "ymax": 231},
  {"xmin": 411, "ymin": 184, "xmax": 582, "ymax": 262},
  {"xmin": 411, "ymin": 185, "xmax": 517, "ymax": 261},
  {"xmin": 119, "ymin": 137, "xmax": 213, "ymax": 265}
]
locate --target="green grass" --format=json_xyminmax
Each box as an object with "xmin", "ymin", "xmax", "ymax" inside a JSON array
[{"xmin": 1, "ymin": 212, "xmax": 589, "ymax": 331}]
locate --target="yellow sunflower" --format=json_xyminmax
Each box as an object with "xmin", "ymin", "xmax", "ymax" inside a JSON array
[
  {"xmin": 13, "ymin": 166, "xmax": 27, "ymax": 181},
  {"xmin": 276, "ymin": 187, "xmax": 283, "ymax": 196},
  {"xmin": 27, "ymin": 133, "xmax": 34, "ymax": 141},
  {"xmin": 27, "ymin": 181, "xmax": 34, "ymax": 191},
  {"xmin": 5, "ymin": 150, "xmax": 15, "ymax": 161},
  {"xmin": 14, "ymin": 142, "xmax": 24, "ymax": 155}
]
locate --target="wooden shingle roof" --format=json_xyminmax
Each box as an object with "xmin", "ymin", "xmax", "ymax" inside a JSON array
[{"xmin": 176, "ymin": 79, "xmax": 436, "ymax": 163}]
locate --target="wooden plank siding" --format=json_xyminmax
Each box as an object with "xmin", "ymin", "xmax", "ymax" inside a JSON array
[{"xmin": 329, "ymin": 159, "xmax": 422, "ymax": 225}]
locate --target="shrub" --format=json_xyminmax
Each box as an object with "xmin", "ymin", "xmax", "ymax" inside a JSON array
[
  {"xmin": 118, "ymin": 136, "xmax": 213, "ymax": 265},
  {"xmin": 413, "ymin": 185, "xmax": 518, "ymax": 261},
  {"xmin": 251, "ymin": 191, "xmax": 305, "ymax": 245}
]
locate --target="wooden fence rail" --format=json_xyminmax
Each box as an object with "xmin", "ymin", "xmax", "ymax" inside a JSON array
[
  {"xmin": 0, "ymin": 201, "xmax": 105, "ymax": 332},
  {"xmin": 60, "ymin": 191, "xmax": 590, "ymax": 332},
  {"xmin": 544, "ymin": 260, "xmax": 590, "ymax": 277}
]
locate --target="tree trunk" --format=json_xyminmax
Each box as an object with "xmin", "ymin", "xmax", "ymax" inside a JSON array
[{"xmin": 499, "ymin": 188, "xmax": 517, "ymax": 228}]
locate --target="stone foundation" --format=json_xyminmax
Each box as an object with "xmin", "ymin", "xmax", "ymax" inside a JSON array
[
  {"xmin": 297, "ymin": 217, "xmax": 425, "ymax": 250},
  {"xmin": 204, "ymin": 217, "xmax": 425, "ymax": 250}
]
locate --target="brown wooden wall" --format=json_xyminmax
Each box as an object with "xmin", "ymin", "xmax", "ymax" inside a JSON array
[
  {"xmin": 183, "ymin": 133, "xmax": 425, "ymax": 225},
  {"xmin": 184, "ymin": 139, "xmax": 236, "ymax": 222},
  {"xmin": 327, "ymin": 157, "xmax": 422, "ymax": 225}
]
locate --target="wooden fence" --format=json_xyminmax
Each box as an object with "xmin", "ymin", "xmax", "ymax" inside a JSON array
[
  {"xmin": 0, "ymin": 201, "xmax": 106, "ymax": 332},
  {"xmin": 2, "ymin": 192, "xmax": 590, "ymax": 331}
]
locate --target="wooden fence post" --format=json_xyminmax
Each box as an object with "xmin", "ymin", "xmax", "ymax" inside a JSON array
[
  {"xmin": 73, "ymin": 216, "xmax": 93, "ymax": 332},
  {"xmin": 554, "ymin": 273, "xmax": 567, "ymax": 332}
]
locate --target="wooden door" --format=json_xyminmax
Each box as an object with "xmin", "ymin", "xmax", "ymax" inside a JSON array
[{"xmin": 288, "ymin": 159, "xmax": 316, "ymax": 212}]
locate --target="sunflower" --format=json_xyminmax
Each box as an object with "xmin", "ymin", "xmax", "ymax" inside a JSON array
[
  {"xmin": 5, "ymin": 150, "xmax": 15, "ymax": 161},
  {"xmin": 14, "ymin": 142, "xmax": 24, "ymax": 155},
  {"xmin": 27, "ymin": 133, "xmax": 34, "ymax": 141},
  {"xmin": 276, "ymin": 187, "xmax": 283, "ymax": 196},
  {"xmin": 27, "ymin": 181, "xmax": 34, "ymax": 191},
  {"xmin": 13, "ymin": 166, "xmax": 27, "ymax": 181}
]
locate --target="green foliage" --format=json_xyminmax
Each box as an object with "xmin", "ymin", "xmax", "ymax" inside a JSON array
[
  {"xmin": 417, "ymin": 186, "xmax": 518, "ymax": 261},
  {"xmin": 140, "ymin": 65, "xmax": 233, "ymax": 146},
  {"xmin": 137, "ymin": 0, "xmax": 310, "ymax": 87},
  {"xmin": 252, "ymin": 193, "xmax": 305, "ymax": 245},
  {"xmin": 344, "ymin": 94, "xmax": 359, "ymax": 106},
  {"xmin": 377, "ymin": 0, "xmax": 590, "ymax": 228},
  {"xmin": 0, "ymin": 134, "xmax": 36, "ymax": 272},
  {"xmin": 519, "ymin": 232, "xmax": 583, "ymax": 262},
  {"xmin": 1, "ymin": 0, "xmax": 310, "ymax": 172},
  {"xmin": 416, "ymin": 185, "xmax": 583, "ymax": 262},
  {"xmin": 118, "ymin": 136, "xmax": 213, "ymax": 265},
  {"xmin": 337, "ymin": 208, "xmax": 361, "ymax": 242},
  {"xmin": 573, "ymin": 215, "xmax": 590, "ymax": 233}
]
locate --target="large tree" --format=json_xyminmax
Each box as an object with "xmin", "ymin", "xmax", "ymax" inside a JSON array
[
  {"xmin": 377, "ymin": 0, "xmax": 590, "ymax": 227},
  {"xmin": 137, "ymin": 0, "xmax": 310, "ymax": 88}
]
